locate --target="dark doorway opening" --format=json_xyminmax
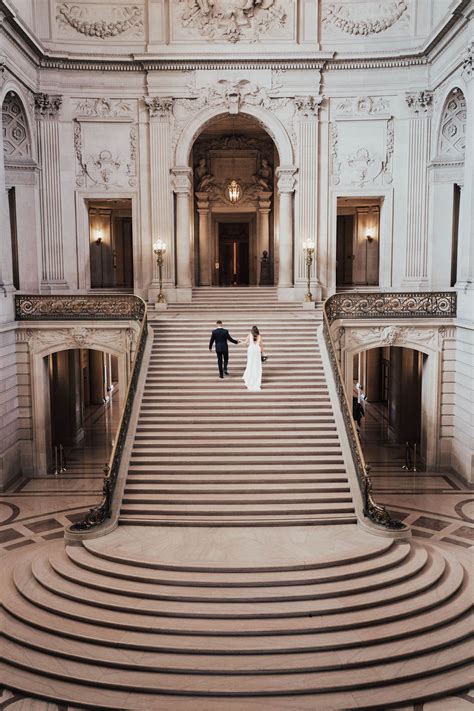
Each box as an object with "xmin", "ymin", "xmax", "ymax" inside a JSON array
[
  {"xmin": 218, "ymin": 223, "xmax": 250, "ymax": 286},
  {"xmin": 336, "ymin": 214, "xmax": 354, "ymax": 287},
  {"xmin": 89, "ymin": 199, "xmax": 133, "ymax": 290}
]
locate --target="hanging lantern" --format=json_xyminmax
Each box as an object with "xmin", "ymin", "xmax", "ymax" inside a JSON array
[{"xmin": 226, "ymin": 179, "xmax": 242, "ymax": 204}]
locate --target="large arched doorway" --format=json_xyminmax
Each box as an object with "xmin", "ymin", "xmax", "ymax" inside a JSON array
[{"xmin": 191, "ymin": 114, "xmax": 277, "ymax": 286}]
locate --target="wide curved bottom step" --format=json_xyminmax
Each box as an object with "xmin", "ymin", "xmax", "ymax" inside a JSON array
[{"xmin": 1, "ymin": 525, "xmax": 472, "ymax": 710}]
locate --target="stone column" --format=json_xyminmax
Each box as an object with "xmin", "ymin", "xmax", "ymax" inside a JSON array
[
  {"xmin": 456, "ymin": 51, "xmax": 474, "ymax": 320},
  {"xmin": 295, "ymin": 96, "xmax": 322, "ymax": 300},
  {"xmin": 172, "ymin": 166, "xmax": 193, "ymax": 301},
  {"xmin": 34, "ymin": 93, "xmax": 68, "ymax": 292},
  {"xmin": 145, "ymin": 97, "xmax": 175, "ymax": 302},
  {"xmin": 276, "ymin": 166, "xmax": 297, "ymax": 299},
  {"xmin": 257, "ymin": 191, "xmax": 272, "ymax": 256},
  {"xmin": 196, "ymin": 192, "xmax": 211, "ymax": 286},
  {"xmin": 0, "ymin": 93, "xmax": 15, "ymax": 322},
  {"xmin": 402, "ymin": 91, "xmax": 433, "ymax": 290}
]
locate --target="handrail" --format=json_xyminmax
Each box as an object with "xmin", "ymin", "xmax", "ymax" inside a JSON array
[
  {"xmin": 15, "ymin": 294, "xmax": 148, "ymax": 532},
  {"xmin": 322, "ymin": 290, "xmax": 456, "ymax": 531}
]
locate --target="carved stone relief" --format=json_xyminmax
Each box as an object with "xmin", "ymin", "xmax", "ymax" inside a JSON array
[
  {"xmin": 2, "ymin": 92, "xmax": 31, "ymax": 160},
  {"xmin": 461, "ymin": 42, "xmax": 473, "ymax": 82},
  {"xmin": 335, "ymin": 96, "xmax": 390, "ymax": 116},
  {"xmin": 74, "ymin": 97, "xmax": 134, "ymax": 119},
  {"xmin": 176, "ymin": 0, "xmax": 288, "ymax": 43},
  {"xmin": 73, "ymin": 120, "xmax": 138, "ymax": 189},
  {"xmin": 330, "ymin": 118, "xmax": 393, "ymax": 187},
  {"xmin": 437, "ymin": 89, "xmax": 466, "ymax": 159},
  {"xmin": 344, "ymin": 325, "xmax": 438, "ymax": 351},
  {"xmin": 34, "ymin": 94, "xmax": 62, "ymax": 119},
  {"xmin": 144, "ymin": 97, "xmax": 173, "ymax": 119},
  {"xmin": 322, "ymin": 1, "xmax": 409, "ymax": 36},
  {"xmin": 56, "ymin": 3, "xmax": 144, "ymax": 39},
  {"xmin": 405, "ymin": 91, "xmax": 433, "ymax": 115},
  {"xmin": 171, "ymin": 79, "xmax": 297, "ymax": 151},
  {"xmin": 20, "ymin": 326, "xmax": 136, "ymax": 355}
]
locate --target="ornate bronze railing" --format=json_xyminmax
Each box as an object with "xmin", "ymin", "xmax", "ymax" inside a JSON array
[
  {"xmin": 322, "ymin": 291, "xmax": 456, "ymax": 531},
  {"xmin": 326, "ymin": 291, "xmax": 457, "ymax": 323},
  {"xmin": 15, "ymin": 294, "xmax": 145, "ymax": 322},
  {"xmin": 15, "ymin": 294, "xmax": 148, "ymax": 532}
]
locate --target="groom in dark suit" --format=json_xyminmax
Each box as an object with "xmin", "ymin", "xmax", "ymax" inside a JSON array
[{"xmin": 209, "ymin": 320, "xmax": 239, "ymax": 379}]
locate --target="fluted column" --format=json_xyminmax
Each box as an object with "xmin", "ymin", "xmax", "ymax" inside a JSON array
[
  {"xmin": 276, "ymin": 166, "xmax": 297, "ymax": 298},
  {"xmin": 257, "ymin": 190, "xmax": 272, "ymax": 262},
  {"xmin": 172, "ymin": 167, "xmax": 193, "ymax": 300},
  {"xmin": 402, "ymin": 91, "xmax": 433, "ymax": 289},
  {"xmin": 196, "ymin": 192, "xmax": 211, "ymax": 286},
  {"xmin": 0, "ymin": 107, "xmax": 15, "ymax": 321},
  {"xmin": 295, "ymin": 97, "xmax": 322, "ymax": 299},
  {"xmin": 145, "ymin": 97, "xmax": 175, "ymax": 295},
  {"xmin": 35, "ymin": 93, "xmax": 68, "ymax": 292},
  {"xmin": 455, "ymin": 53, "xmax": 474, "ymax": 316}
]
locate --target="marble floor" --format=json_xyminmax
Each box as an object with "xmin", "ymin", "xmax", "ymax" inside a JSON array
[{"xmin": 0, "ymin": 396, "xmax": 472, "ymax": 710}]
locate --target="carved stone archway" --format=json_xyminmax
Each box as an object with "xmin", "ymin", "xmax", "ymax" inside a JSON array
[
  {"xmin": 336, "ymin": 324, "xmax": 448, "ymax": 470},
  {"xmin": 22, "ymin": 325, "xmax": 137, "ymax": 475},
  {"xmin": 173, "ymin": 100, "xmax": 296, "ymax": 299}
]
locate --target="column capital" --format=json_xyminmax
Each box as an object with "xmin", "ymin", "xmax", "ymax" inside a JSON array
[
  {"xmin": 34, "ymin": 93, "xmax": 62, "ymax": 119},
  {"xmin": 295, "ymin": 95, "xmax": 323, "ymax": 117},
  {"xmin": 461, "ymin": 42, "xmax": 474, "ymax": 83},
  {"xmin": 195, "ymin": 191, "xmax": 210, "ymax": 211},
  {"xmin": 276, "ymin": 166, "xmax": 297, "ymax": 194},
  {"xmin": 172, "ymin": 166, "xmax": 193, "ymax": 195},
  {"xmin": 258, "ymin": 191, "xmax": 272, "ymax": 211},
  {"xmin": 145, "ymin": 96, "xmax": 174, "ymax": 119},
  {"xmin": 405, "ymin": 91, "xmax": 433, "ymax": 116}
]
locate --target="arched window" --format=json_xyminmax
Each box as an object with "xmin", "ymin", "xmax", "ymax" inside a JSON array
[
  {"xmin": 437, "ymin": 88, "xmax": 466, "ymax": 160},
  {"xmin": 2, "ymin": 91, "xmax": 31, "ymax": 161}
]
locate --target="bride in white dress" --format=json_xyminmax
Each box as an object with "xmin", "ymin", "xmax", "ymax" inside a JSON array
[{"xmin": 243, "ymin": 325, "xmax": 264, "ymax": 392}]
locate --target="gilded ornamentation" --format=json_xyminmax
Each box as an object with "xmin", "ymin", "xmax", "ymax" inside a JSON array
[
  {"xmin": 179, "ymin": 0, "xmax": 287, "ymax": 43},
  {"xmin": 34, "ymin": 93, "xmax": 62, "ymax": 119},
  {"xmin": 56, "ymin": 3, "xmax": 144, "ymax": 39},
  {"xmin": 322, "ymin": 1, "xmax": 408, "ymax": 36}
]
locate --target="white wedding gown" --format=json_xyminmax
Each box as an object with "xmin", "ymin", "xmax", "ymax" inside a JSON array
[{"xmin": 243, "ymin": 335, "xmax": 262, "ymax": 391}]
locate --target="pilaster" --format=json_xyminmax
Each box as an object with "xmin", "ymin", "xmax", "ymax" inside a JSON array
[
  {"xmin": 295, "ymin": 96, "xmax": 322, "ymax": 300},
  {"xmin": 196, "ymin": 192, "xmax": 211, "ymax": 286},
  {"xmin": 35, "ymin": 93, "xmax": 68, "ymax": 292},
  {"xmin": 402, "ymin": 91, "xmax": 433, "ymax": 290},
  {"xmin": 145, "ymin": 97, "xmax": 175, "ymax": 293},
  {"xmin": 172, "ymin": 166, "xmax": 193, "ymax": 301},
  {"xmin": 276, "ymin": 165, "xmax": 297, "ymax": 300},
  {"xmin": 0, "ymin": 97, "xmax": 15, "ymax": 322}
]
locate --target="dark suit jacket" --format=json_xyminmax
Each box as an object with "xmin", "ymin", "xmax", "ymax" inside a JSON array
[{"xmin": 209, "ymin": 328, "xmax": 238, "ymax": 353}]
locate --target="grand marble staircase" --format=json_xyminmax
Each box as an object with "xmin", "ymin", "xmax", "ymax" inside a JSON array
[
  {"xmin": 1, "ymin": 288, "xmax": 472, "ymax": 708},
  {"xmin": 121, "ymin": 288, "xmax": 356, "ymax": 525}
]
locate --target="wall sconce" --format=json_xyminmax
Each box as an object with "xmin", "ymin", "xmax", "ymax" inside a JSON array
[
  {"xmin": 153, "ymin": 239, "xmax": 167, "ymax": 304},
  {"xmin": 366, "ymin": 230, "xmax": 374, "ymax": 243},
  {"xmin": 95, "ymin": 229, "xmax": 104, "ymax": 245},
  {"xmin": 302, "ymin": 238, "xmax": 316, "ymax": 302}
]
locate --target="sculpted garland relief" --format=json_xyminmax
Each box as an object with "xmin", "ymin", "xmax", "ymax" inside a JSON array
[
  {"xmin": 178, "ymin": 0, "xmax": 288, "ymax": 43},
  {"xmin": 322, "ymin": 1, "xmax": 409, "ymax": 36},
  {"xmin": 56, "ymin": 3, "xmax": 144, "ymax": 39}
]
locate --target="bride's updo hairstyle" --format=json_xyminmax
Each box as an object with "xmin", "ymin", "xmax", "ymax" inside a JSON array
[{"xmin": 251, "ymin": 325, "xmax": 260, "ymax": 342}]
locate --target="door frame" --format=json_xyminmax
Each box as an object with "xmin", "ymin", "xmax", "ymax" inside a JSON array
[{"xmin": 210, "ymin": 211, "xmax": 257, "ymax": 286}]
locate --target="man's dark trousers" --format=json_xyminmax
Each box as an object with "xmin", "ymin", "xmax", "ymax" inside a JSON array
[{"xmin": 209, "ymin": 327, "xmax": 238, "ymax": 377}]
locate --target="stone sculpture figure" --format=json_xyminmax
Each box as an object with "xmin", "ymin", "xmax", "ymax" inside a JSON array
[
  {"xmin": 255, "ymin": 158, "xmax": 273, "ymax": 191},
  {"xmin": 195, "ymin": 158, "xmax": 215, "ymax": 192}
]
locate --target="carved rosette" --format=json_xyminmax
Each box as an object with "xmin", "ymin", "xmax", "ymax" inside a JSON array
[
  {"xmin": 34, "ymin": 93, "xmax": 62, "ymax": 120},
  {"xmin": 405, "ymin": 91, "xmax": 434, "ymax": 115}
]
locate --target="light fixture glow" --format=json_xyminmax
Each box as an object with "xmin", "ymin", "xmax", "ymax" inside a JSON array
[
  {"xmin": 302, "ymin": 238, "xmax": 315, "ymax": 251},
  {"xmin": 226, "ymin": 180, "xmax": 242, "ymax": 204},
  {"xmin": 95, "ymin": 229, "xmax": 104, "ymax": 245},
  {"xmin": 153, "ymin": 239, "xmax": 167, "ymax": 254}
]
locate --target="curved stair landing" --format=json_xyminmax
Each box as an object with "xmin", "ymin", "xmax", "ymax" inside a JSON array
[{"xmin": 1, "ymin": 525, "xmax": 472, "ymax": 709}]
